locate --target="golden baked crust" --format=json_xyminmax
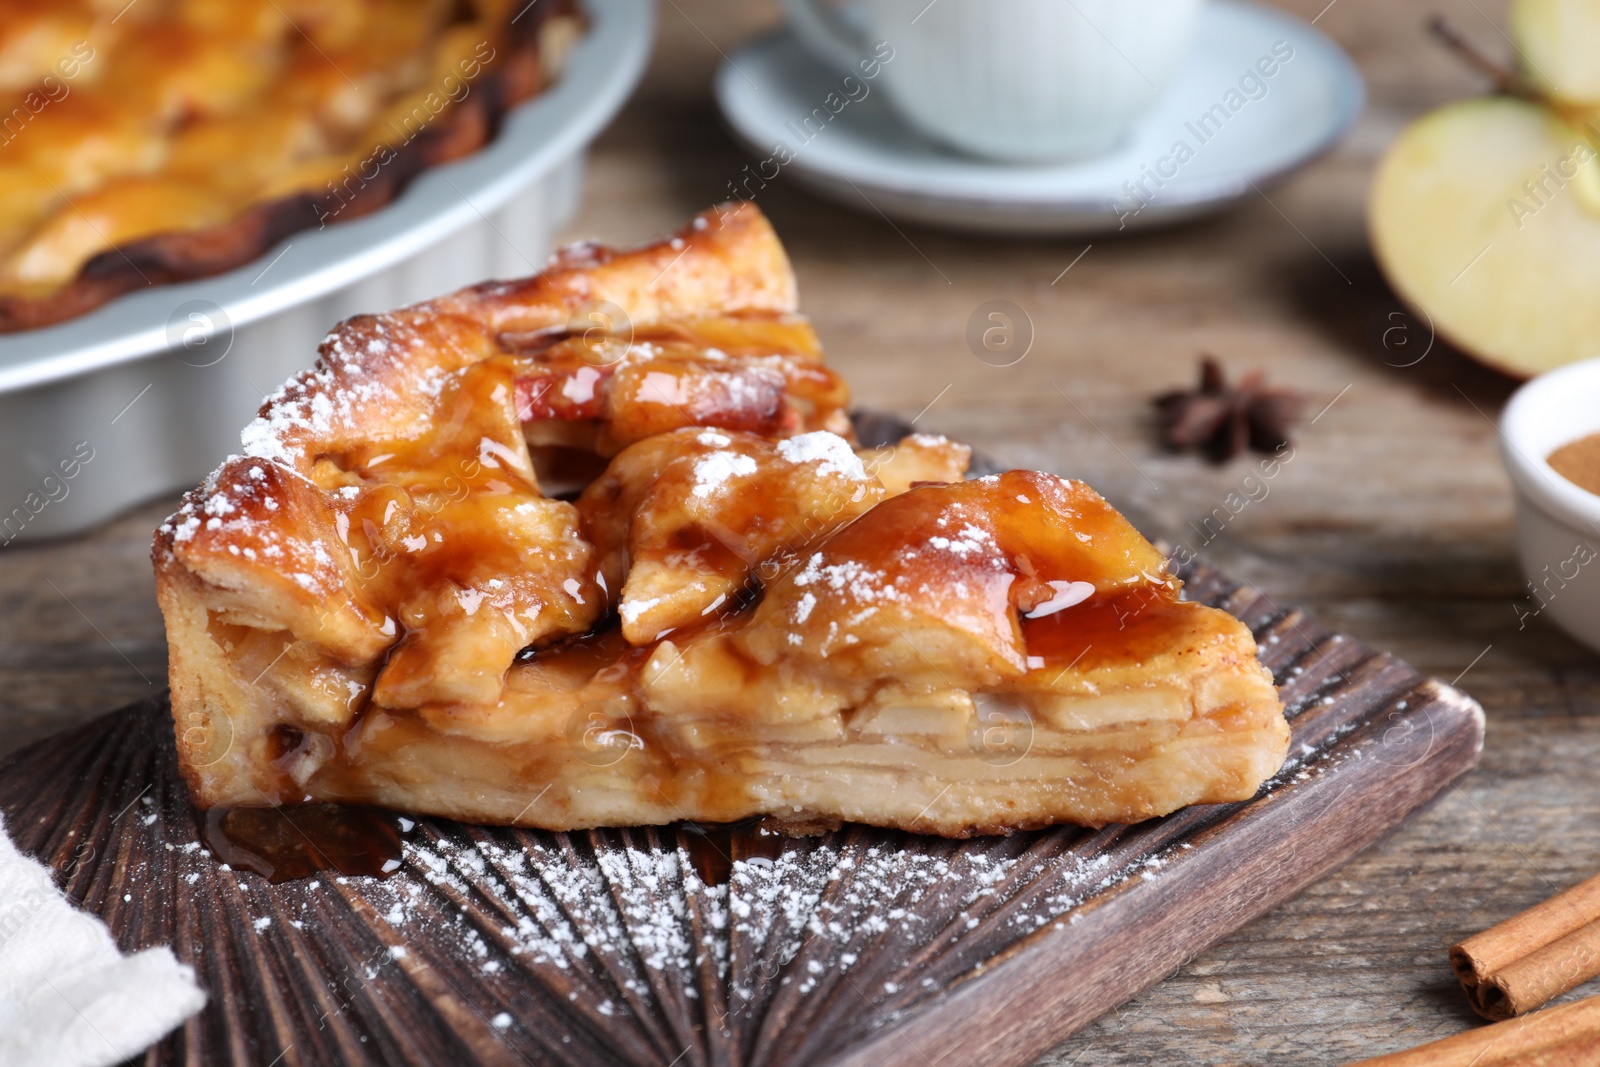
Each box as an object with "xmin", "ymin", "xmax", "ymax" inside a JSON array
[
  {"xmin": 0, "ymin": 0, "xmax": 582, "ymax": 331},
  {"xmin": 154, "ymin": 203, "xmax": 1289, "ymax": 835}
]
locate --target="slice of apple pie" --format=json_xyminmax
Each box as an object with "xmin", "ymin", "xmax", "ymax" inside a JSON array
[{"xmin": 154, "ymin": 203, "xmax": 1288, "ymax": 835}]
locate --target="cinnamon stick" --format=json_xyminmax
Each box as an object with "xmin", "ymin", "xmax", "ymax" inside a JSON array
[
  {"xmin": 1452, "ymin": 871, "xmax": 1600, "ymax": 1019},
  {"xmin": 1518, "ymin": 1029, "xmax": 1600, "ymax": 1067},
  {"xmin": 1342, "ymin": 994, "xmax": 1600, "ymax": 1066}
]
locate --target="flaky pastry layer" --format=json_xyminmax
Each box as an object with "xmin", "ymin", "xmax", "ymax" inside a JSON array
[{"xmin": 154, "ymin": 203, "xmax": 1289, "ymax": 835}]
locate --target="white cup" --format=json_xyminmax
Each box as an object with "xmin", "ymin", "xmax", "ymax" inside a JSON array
[{"xmin": 781, "ymin": 0, "xmax": 1204, "ymax": 162}]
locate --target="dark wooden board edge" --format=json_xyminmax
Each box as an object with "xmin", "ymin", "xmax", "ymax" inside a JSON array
[
  {"xmin": 0, "ymin": 412, "xmax": 1490, "ymax": 1067},
  {"xmin": 0, "ymin": 609, "xmax": 1486, "ymax": 1067},
  {"xmin": 0, "ymin": 630, "xmax": 1485, "ymax": 1067},
  {"xmin": 828, "ymin": 677, "xmax": 1484, "ymax": 1067}
]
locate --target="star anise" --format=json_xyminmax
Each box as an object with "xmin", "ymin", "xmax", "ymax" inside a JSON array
[{"xmin": 1153, "ymin": 356, "xmax": 1303, "ymax": 462}]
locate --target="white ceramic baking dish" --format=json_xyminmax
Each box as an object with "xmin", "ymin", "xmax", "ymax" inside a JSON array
[{"xmin": 0, "ymin": 0, "xmax": 652, "ymax": 543}]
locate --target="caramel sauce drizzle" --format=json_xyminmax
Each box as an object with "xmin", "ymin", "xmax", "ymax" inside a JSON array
[
  {"xmin": 203, "ymin": 805, "xmax": 404, "ymax": 884},
  {"xmin": 202, "ymin": 314, "xmax": 1207, "ymax": 878},
  {"xmin": 207, "ymin": 806, "xmax": 791, "ymax": 887}
]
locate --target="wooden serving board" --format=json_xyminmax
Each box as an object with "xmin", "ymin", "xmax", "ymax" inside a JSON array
[{"xmin": 0, "ymin": 554, "xmax": 1482, "ymax": 1067}]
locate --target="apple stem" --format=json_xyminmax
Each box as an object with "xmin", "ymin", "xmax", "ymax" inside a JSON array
[{"xmin": 1427, "ymin": 16, "xmax": 1532, "ymax": 99}]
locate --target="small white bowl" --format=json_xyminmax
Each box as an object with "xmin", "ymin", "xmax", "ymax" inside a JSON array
[{"xmin": 1500, "ymin": 358, "xmax": 1600, "ymax": 651}]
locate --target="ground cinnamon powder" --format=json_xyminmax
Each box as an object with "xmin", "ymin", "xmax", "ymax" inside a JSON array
[{"xmin": 1549, "ymin": 432, "xmax": 1600, "ymax": 496}]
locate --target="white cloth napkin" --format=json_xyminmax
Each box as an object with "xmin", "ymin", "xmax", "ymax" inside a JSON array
[{"xmin": 0, "ymin": 814, "xmax": 205, "ymax": 1067}]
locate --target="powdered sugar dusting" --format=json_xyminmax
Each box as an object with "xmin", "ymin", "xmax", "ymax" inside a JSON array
[
  {"xmin": 155, "ymin": 453, "xmax": 308, "ymax": 569},
  {"xmin": 188, "ymin": 799, "xmax": 1228, "ymax": 1058},
  {"xmin": 238, "ymin": 317, "xmax": 420, "ymax": 467},
  {"xmin": 691, "ymin": 451, "xmax": 758, "ymax": 497},
  {"xmin": 776, "ymin": 431, "xmax": 867, "ymax": 481},
  {"xmin": 794, "ymin": 553, "xmax": 901, "ymax": 604},
  {"xmin": 163, "ymin": 315, "xmax": 439, "ymax": 560},
  {"xmin": 618, "ymin": 595, "xmax": 662, "ymax": 626},
  {"xmin": 927, "ymin": 524, "xmax": 993, "ymax": 558},
  {"xmin": 793, "ymin": 592, "xmax": 817, "ymax": 624},
  {"xmin": 350, "ymin": 820, "xmax": 1179, "ymax": 1014}
]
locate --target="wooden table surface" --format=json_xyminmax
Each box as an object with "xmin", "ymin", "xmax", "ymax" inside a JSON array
[{"xmin": 3, "ymin": 1, "xmax": 1596, "ymax": 1063}]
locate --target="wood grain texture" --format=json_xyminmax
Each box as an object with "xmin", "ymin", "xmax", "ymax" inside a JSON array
[
  {"xmin": 0, "ymin": 544, "xmax": 1482, "ymax": 1067},
  {"xmin": 3, "ymin": 1, "xmax": 1597, "ymax": 1062}
]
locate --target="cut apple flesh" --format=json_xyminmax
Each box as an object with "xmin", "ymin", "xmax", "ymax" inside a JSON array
[
  {"xmin": 1369, "ymin": 97, "xmax": 1600, "ymax": 378},
  {"xmin": 1513, "ymin": 0, "xmax": 1600, "ymax": 107}
]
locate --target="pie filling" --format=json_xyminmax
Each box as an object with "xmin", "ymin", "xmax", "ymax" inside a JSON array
[
  {"xmin": 0, "ymin": 0, "xmax": 582, "ymax": 325},
  {"xmin": 154, "ymin": 204, "xmax": 1289, "ymax": 837}
]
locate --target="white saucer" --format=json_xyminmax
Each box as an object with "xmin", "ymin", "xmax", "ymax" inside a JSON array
[{"xmin": 714, "ymin": 0, "xmax": 1363, "ymax": 235}]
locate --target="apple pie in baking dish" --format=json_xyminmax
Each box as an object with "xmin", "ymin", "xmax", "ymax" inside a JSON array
[
  {"xmin": 153, "ymin": 203, "xmax": 1289, "ymax": 835},
  {"xmin": 0, "ymin": 0, "xmax": 581, "ymax": 331}
]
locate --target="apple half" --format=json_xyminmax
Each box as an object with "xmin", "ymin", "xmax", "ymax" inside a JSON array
[
  {"xmin": 1368, "ymin": 96, "xmax": 1600, "ymax": 378},
  {"xmin": 1513, "ymin": 0, "xmax": 1600, "ymax": 107}
]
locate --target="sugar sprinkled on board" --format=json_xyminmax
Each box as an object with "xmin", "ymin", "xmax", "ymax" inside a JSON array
[{"xmin": 193, "ymin": 807, "xmax": 1211, "ymax": 1027}]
